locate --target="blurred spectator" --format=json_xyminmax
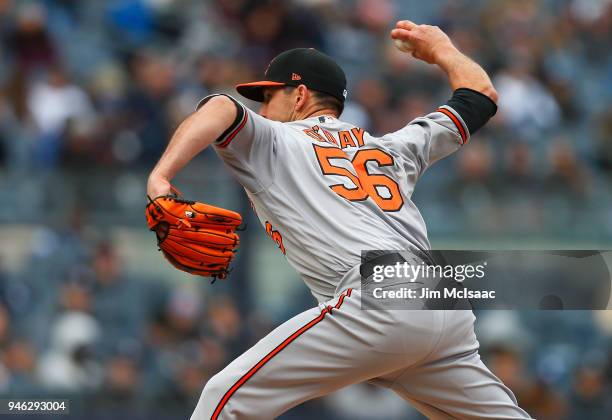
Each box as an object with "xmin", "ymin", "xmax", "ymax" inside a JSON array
[
  {"xmin": 494, "ymin": 57, "xmax": 561, "ymax": 141},
  {"xmin": 91, "ymin": 242, "xmax": 146, "ymax": 350},
  {"xmin": 498, "ymin": 142, "xmax": 542, "ymax": 232},
  {"xmin": 521, "ymin": 380, "xmax": 567, "ymax": 420},
  {"xmin": 106, "ymin": 0, "xmax": 156, "ymax": 51},
  {"xmin": 27, "ymin": 66, "xmax": 94, "ymax": 167},
  {"xmin": 171, "ymin": 362, "xmax": 207, "ymax": 408},
  {"xmin": 99, "ymin": 353, "xmax": 142, "ymax": 404},
  {"xmin": 61, "ymin": 113, "xmax": 102, "ymax": 168},
  {"xmin": 0, "ymin": 94, "xmax": 9, "ymax": 168},
  {"xmin": 60, "ymin": 281, "xmax": 92, "ymax": 313},
  {"xmin": 542, "ymin": 141, "xmax": 593, "ymax": 229},
  {"xmin": 37, "ymin": 311, "xmax": 102, "ymax": 391},
  {"xmin": 6, "ymin": 2, "xmax": 56, "ymax": 73},
  {"xmin": 158, "ymin": 286, "xmax": 203, "ymax": 344},
  {"xmin": 352, "ymin": 78, "xmax": 392, "ymax": 133},
  {"xmin": 204, "ymin": 295, "xmax": 243, "ymax": 356},
  {"xmin": 569, "ymin": 364, "xmax": 612, "ymax": 419},
  {"xmin": 27, "ymin": 66, "xmax": 92, "ymax": 134},
  {"xmin": 594, "ymin": 109, "xmax": 612, "ymax": 172},
  {"xmin": 0, "ymin": 304, "xmax": 9, "ymax": 347},
  {"xmin": 0, "ymin": 91, "xmax": 30, "ymax": 174},
  {"xmin": 544, "ymin": 141, "xmax": 590, "ymax": 197},
  {"xmin": 239, "ymin": 0, "xmax": 325, "ymax": 68},
  {"xmin": 483, "ymin": 344, "xmax": 567, "ymax": 420},
  {"xmin": 118, "ymin": 52, "xmax": 176, "ymax": 165},
  {"xmin": 445, "ymin": 142, "xmax": 500, "ymax": 232},
  {"xmin": 486, "ymin": 345, "xmax": 534, "ymax": 404},
  {"xmin": 504, "ymin": 142, "xmax": 536, "ymax": 191},
  {"xmin": 198, "ymin": 337, "xmax": 228, "ymax": 377},
  {"xmin": 1, "ymin": 338, "xmax": 37, "ymax": 393}
]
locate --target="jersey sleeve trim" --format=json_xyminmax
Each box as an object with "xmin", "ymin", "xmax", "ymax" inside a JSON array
[
  {"xmin": 195, "ymin": 94, "xmax": 249, "ymax": 148},
  {"xmin": 436, "ymin": 105, "xmax": 469, "ymax": 145},
  {"xmin": 218, "ymin": 107, "xmax": 249, "ymax": 148}
]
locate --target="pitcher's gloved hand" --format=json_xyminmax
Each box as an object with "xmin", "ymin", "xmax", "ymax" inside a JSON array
[{"xmin": 145, "ymin": 194, "xmax": 243, "ymax": 280}]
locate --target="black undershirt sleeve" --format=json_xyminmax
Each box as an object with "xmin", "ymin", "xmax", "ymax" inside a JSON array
[{"xmin": 445, "ymin": 88, "xmax": 497, "ymax": 135}]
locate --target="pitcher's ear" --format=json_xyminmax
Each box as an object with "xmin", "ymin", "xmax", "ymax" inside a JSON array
[{"xmin": 295, "ymin": 84, "xmax": 309, "ymax": 109}]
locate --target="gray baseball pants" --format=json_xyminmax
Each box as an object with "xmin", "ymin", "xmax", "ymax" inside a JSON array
[{"xmin": 191, "ymin": 288, "xmax": 531, "ymax": 419}]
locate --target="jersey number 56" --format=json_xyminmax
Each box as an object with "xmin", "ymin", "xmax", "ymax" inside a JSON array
[{"xmin": 313, "ymin": 145, "xmax": 404, "ymax": 212}]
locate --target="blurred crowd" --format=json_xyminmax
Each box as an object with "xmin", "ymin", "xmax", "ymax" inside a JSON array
[
  {"xmin": 1, "ymin": 0, "xmax": 612, "ymax": 418},
  {"xmin": 2, "ymin": 233, "xmax": 612, "ymax": 419},
  {"xmin": 0, "ymin": 233, "xmax": 278, "ymax": 419},
  {"xmin": 0, "ymin": 0, "xmax": 611, "ymax": 234}
]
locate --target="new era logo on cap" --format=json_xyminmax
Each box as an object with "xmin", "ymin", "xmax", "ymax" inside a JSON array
[{"xmin": 291, "ymin": 73, "xmax": 302, "ymax": 81}]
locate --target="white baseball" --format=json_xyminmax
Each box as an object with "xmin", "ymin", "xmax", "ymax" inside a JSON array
[{"xmin": 394, "ymin": 38, "xmax": 415, "ymax": 53}]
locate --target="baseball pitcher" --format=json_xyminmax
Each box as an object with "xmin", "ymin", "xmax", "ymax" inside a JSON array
[{"xmin": 146, "ymin": 21, "xmax": 532, "ymax": 419}]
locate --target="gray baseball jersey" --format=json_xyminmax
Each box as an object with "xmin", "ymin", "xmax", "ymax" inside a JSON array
[
  {"xmin": 199, "ymin": 95, "xmax": 466, "ymax": 302},
  {"xmin": 191, "ymin": 95, "xmax": 532, "ymax": 419}
]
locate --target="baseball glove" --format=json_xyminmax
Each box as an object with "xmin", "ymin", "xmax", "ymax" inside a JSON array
[{"xmin": 145, "ymin": 194, "xmax": 243, "ymax": 280}]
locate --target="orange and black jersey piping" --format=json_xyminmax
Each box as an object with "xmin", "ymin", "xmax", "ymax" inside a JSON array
[{"xmin": 196, "ymin": 94, "xmax": 249, "ymax": 148}]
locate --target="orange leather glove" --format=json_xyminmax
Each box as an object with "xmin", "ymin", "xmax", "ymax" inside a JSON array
[{"xmin": 146, "ymin": 195, "xmax": 243, "ymax": 280}]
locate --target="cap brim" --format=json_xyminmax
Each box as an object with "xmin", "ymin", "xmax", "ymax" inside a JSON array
[{"xmin": 235, "ymin": 81, "xmax": 286, "ymax": 102}]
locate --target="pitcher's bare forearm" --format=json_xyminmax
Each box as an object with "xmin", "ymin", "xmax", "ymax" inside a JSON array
[
  {"xmin": 433, "ymin": 46, "xmax": 498, "ymax": 103},
  {"xmin": 147, "ymin": 95, "xmax": 237, "ymax": 196}
]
